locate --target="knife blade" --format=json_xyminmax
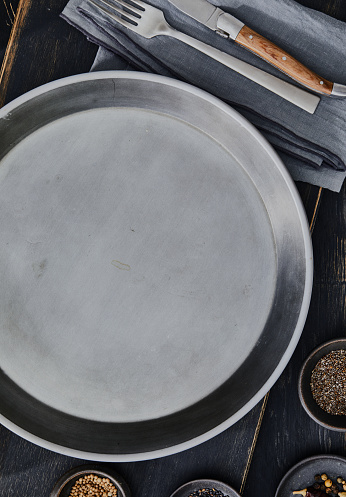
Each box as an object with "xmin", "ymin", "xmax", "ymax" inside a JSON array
[{"xmin": 169, "ymin": 0, "xmax": 336, "ymax": 96}]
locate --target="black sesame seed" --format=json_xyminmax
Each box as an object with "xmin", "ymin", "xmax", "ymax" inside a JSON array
[{"xmin": 188, "ymin": 489, "xmax": 229, "ymax": 497}]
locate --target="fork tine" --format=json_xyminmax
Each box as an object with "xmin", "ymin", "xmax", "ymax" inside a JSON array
[
  {"xmin": 122, "ymin": 0, "xmax": 147, "ymax": 11},
  {"xmin": 89, "ymin": 0, "xmax": 137, "ymax": 27},
  {"xmin": 98, "ymin": 0, "xmax": 140, "ymax": 21},
  {"xmin": 116, "ymin": 0, "xmax": 144, "ymax": 14},
  {"xmin": 96, "ymin": 0, "xmax": 141, "ymax": 23},
  {"xmin": 110, "ymin": 0, "xmax": 142, "ymax": 16}
]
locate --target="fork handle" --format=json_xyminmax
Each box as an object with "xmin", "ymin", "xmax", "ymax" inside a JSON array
[{"xmin": 166, "ymin": 28, "xmax": 320, "ymax": 113}]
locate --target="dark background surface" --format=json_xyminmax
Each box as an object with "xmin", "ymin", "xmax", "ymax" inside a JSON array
[
  {"xmin": 1, "ymin": 1, "xmax": 346, "ymax": 496},
  {"xmin": 0, "ymin": 0, "xmax": 17, "ymax": 64}
]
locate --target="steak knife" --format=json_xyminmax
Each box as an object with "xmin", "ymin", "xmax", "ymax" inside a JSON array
[{"xmin": 169, "ymin": 0, "xmax": 346, "ymax": 97}]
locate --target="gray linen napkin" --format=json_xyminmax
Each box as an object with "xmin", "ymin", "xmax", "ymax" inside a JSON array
[{"xmin": 61, "ymin": 0, "xmax": 346, "ymax": 192}]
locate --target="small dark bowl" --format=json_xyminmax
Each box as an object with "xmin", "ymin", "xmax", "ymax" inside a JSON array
[
  {"xmin": 299, "ymin": 338, "xmax": 346, "ymax": 431},
  {"xmin": 50, "ymin": 464, "xmax": 131, "ymax": 497},
  {"xmin": 170, "ymin": 479, "xmax": 241, "ymax": 497}
]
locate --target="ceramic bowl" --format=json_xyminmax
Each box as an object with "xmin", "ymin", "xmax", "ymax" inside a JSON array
[
  {"xmin": 170, "ymin": 479, "xmax": 241, "ymax": 497},
  {"xmin": 275, "ymin": 454, "xmax": 346, "ymax": 497},
  {"xmin": 299, "ymin": 338, "xmax": 346, "ymax": 431},
  {"xmin": 50, "ymin": 464, "xmax": 131, "ymax": 497}
]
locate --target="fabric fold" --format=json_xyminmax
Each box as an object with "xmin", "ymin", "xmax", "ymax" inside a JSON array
[{"xmin": 61, "ymin": 0, "xmax": 346, "ymax": 191}]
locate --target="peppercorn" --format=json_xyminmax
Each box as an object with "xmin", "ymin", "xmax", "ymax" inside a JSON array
[
  {"xmin": 321, "ymin": 475, "xmax": 328, "ymax": 481},
  {"xmin": 325, "ymin": 480, "xmax": 332, "ymax": 488}
]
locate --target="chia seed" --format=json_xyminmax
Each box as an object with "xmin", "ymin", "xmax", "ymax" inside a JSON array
[{"xmin": 310, "ymin": 349, "xmax": 346, "ymax": 415}]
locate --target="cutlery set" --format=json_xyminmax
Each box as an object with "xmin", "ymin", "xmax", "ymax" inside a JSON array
[{"xmin": 87, "ymin": 0, "xmax": 346, "ymax": 113}]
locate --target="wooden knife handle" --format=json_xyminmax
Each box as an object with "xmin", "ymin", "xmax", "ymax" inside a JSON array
[{"xmin": 235, "ymin": 25, "xmax": 333, "ymax": 95}]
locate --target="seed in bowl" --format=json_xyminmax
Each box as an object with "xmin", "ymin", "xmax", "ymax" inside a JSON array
[
  {"xmin": 310, "ymin": 350, "xmax": 346, "ymax": 415},
  {"xmin": 69, "ymin": 474, "xmax": 118, "ymax": 497}
]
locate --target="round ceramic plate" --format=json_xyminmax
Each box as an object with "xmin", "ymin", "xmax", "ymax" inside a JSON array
[
  {"xmin": 275, "ymin": 455, "xmax": 346, "ymax": 496},
  {"xmin": 170, "ymin": 479, "xmax": 240, "ymax": 497},
  {"xmin": 0, "ymin": 72, "xmax": 313, "ymax": 460}
]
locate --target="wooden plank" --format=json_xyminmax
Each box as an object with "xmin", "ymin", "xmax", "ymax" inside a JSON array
[
  {"xmin": 0, "ymin": 0, "xmax": 97, "ymax": 108},
  {"xmin": 0, "ymin": 1, "xmax": 337, "ymax": 496},
  {"xmin": 0, "ymin": 0, "xmax": 17, "ymax": 62},
  {"xmin": 0, "ymin": 0, "xmax": 32, "ymax": 107},
  {"xmin": 0, "ymin": 405, "xmax": 266, "ymax": 497}
]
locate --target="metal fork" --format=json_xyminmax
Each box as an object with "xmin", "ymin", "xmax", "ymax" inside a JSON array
[{"xmin": 87, "ymin": 0, "xmax": 320, "ymax": 113}]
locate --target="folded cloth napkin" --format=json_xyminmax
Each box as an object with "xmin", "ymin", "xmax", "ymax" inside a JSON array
[{"xmin": 61, "ymin": 0, "xmax": 346, "ymax": 192}]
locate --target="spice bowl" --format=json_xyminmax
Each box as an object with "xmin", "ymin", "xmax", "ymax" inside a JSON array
[
  {"xmin": 169, "ymin": 479, "xmax": 241, "ymax": 497},
  {"xmin": 50, "ymin": 464, "xmax": 131, "ymax": 497},
  {"xmin": 299, "ymin": 338, "xmax": 346, "ymax": 431}
]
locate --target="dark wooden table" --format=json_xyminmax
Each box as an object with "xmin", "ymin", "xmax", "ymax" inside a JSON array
[{"xmin": 1, "ymin": 1, "xmax": 346, "ymax": 496}]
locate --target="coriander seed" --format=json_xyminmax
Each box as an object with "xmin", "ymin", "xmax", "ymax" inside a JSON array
[{"xmin": 68, "ymin": 473, "xmax": 118, "ymax": 497}]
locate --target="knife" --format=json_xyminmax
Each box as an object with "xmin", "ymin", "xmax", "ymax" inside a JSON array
[{"xmin": 169, "ymin": 0, "xmax": 346, "ymax": 98}]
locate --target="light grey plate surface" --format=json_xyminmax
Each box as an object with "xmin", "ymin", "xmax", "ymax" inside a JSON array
[{"xmin": 0, "ymin": 72, "xmax": 313, "ymax": 460}]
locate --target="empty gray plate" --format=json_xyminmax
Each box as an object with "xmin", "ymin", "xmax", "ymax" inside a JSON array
[{"xmin": 0, "ymin": 72, "xmax": 313, "ymax": 460}]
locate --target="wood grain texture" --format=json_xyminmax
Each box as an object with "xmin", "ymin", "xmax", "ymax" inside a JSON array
[
  {"xmin": 0, "ymin": 0, "xmax": 18, "ymax": 70},
  {"xmin": 0, "ymin": 0, "xmax": 97, "ymax": 108},
  {"xmin": 235, "ymin": 26, "xmax": 333, "ymax": 94},
  {"xmin": 0, "ymin": 404, "xmax": 265, "ymax": 497},
  {"xmin": 0, "ymin": 0, "xmax": 31, "ymax": 108},
  {"xmin": 0, "ymin": 0, "xmax": 343, "ymax": 496}
]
